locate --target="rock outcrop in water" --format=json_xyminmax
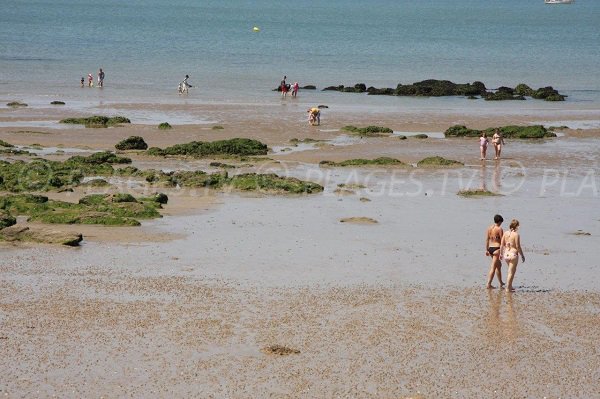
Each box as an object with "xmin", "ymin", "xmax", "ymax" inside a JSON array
[
  {"xmin": 321, "ymin": 79, "xmax": 566, "ymax": 101},
  {"xmin": 444, "ymin": 125, "xmax": 557, "ymax": 138}
]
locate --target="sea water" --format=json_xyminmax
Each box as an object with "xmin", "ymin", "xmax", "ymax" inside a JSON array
[{"xmin": 1, "ymin": 0, "xmax": 599, "ymax": 109}]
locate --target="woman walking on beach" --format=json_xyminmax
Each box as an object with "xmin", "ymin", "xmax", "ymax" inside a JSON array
[
  {"xmin": 485, "ymin": 214, "xmax": 505, "ymax": 289},
  {"xmin": 500, "ymin": 219, "xmax": 525, "ymax": 292},
  {"xmin": 492, "ymin": 129, "xmax": 505, "ymax": 160},
  {"xmin": 480, "ymin": 132, "xmax": 489, "ymax": 160}
]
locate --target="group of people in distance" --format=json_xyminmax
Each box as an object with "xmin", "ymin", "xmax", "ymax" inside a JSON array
[
  {"xmin": 485, "ymin": 215, "xmax": 526, "ymax": 292},
  {"xmin": 280, "ymin": 76, "xmax": 299, "ymax": 98},
  {"xmin": 81, "ymin": 68, "xmax": 105, "ymax": 88},
  {"xmin": 479, "ymin": 129, "xmax": 505, "ymax": 160}
]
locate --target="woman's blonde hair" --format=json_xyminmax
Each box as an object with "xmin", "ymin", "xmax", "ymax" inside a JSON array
[{"xmin": 509, "ymin": 219, "xmax": 520, "ymax": 230}]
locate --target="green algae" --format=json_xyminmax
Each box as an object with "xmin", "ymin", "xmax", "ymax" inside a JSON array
[
  {"xmin": 320, "ymin": 157, "xmax": 407, "ymax": 167},
  {"xmin": 341, "ymin": 126, "xmax": 394, "ymax": 137},
  {"xmin": 0, "ymin": 152, "xmax": 131, "ymax": 192},
  {"xmin": 59, "ymin": 115, "xmax": 131, "ymax": 128},
  {"xmin": 115, "ymin": 136, "xmax": 148, "ymax": 150},
  {"xmin": 0, "ymin": 193, "xmax": 163, "ymax": 227},
  {"xmin": 146, "ymin": 138, "xmax": 268, "ymax": 158},
  {"xmin": 417, "ymin": 156, "xmax": 463, "ymax": 167},
  {"xmin": 457, "ymin": 189, "xmax": 502, "ymax": 197}
]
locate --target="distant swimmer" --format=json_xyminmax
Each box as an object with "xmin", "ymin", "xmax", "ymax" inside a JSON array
[
  {"xmin": 80, "ymin": 76, "xmax": 85, "ymax": 87},
  {"xmin": 97, "ymin": 68, "xmax": 105, "ymax": 87},
  {"xmin": 178, "ymin": 74, "xmax": 193, "ymax": 94},
  {"xmin": 87, "ymin": 73, "xmax": 94, "ymax": 87},
  {"xmin": 292, "ymin": 82, "xmax": 299, "ymax": 97},
  {"xmin": 307, "ymin": 107, "xmax": 320, "ymax": 126}
]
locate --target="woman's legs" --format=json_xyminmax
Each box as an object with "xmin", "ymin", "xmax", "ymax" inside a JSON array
[
  {"xmin": 486, "ymin": 253, "xmax": 502, "ymax": 288},
  {"xmin": 505, "ymin": 259, "xmax": 519, "ymax": 292},
  {"xmin": 496, "ymin": 144, "xmax": 502, "ymax": 159}
]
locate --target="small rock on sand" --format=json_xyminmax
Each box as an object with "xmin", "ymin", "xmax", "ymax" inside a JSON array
[{"xmin": 262, "ymin": 345, "xmax": 300, "ymax": 356}]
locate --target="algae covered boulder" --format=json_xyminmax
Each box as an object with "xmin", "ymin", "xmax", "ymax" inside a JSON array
[
  {"xmin": 115, "ymin": 136, "xmax": 148, "ymax": 151},
  {"xmin": 50, "ymin": 101, "xmax": 66, "ymax": 105},
  {"xmin": 341, "ymin": 126, "xmax": 394, "ymax": 137},
  {"xmin": 60, "ymin": 115, "xmax": 130, "ymax": 127},
  {"xmin": 1, "ymin": 193, "xmax": 162, "ymax": 227},
  {"xmin": 228, "ymin": 173, "xmax": 323, "ymax": 194},
  {"xmin": 146, "ymin": 138, "xmax": 268, "ymax": 158},
  {"xmin": 395, "ymin": 80, "xmax": 487, "ymax": 97},
  {"xmin": 0, "ymin": 209, "xmax": 17, "ymax": 229},
  {"xmin": 444, "ymin": 125, "xmax": 556, "ymax": 139},
  {"xmin": 0, "ymin": 140, "xmax": 14, "ymax": 148},
  {"xmin": 514, "ymin": 84, "xmax": 535, "ymax": 97},
  {"xmin": 0, "ymin": 225, "xmax": 83, "ymax": 246},
  {"xmin": 417, "ymin": 156, "xmax": 463, "ymax": 168},
  {"xmin": 7, "ymin": 101, "xmax": 28, "ymax": 107},
  {"xmin": 320, "ymin": 157, "xmax": 407, "ymax": 167},
  {"xmin": 158, "ymin": 122, "xmax": 172, "ymax": 130}
]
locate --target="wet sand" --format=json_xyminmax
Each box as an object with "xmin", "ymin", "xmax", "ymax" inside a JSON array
[
  {"xmin": 1, "ymin": 266, "xmax": 599, "ymax": 398},
  {"xmin": 1, "ymin": 99, "xmax": 600, "ymax": 397}
]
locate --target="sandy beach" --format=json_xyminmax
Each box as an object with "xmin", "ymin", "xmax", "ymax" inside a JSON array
[{"xmin": 1, "ymin": 97, "xmax": 600, "ymax": 398}]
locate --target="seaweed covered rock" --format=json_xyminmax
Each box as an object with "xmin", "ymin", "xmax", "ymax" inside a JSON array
[
  {"xmin": 301, "ymin": 85, "xmax": 316, "ymax": 90},
  {"xmin": 0, "ymin": 225, "xmax": 83, "ymax": 246},
  {"xmin": 50, "ymin": 101, "xmax": 66, "ymax": 105},
  {"xmin": 148, "ymin": 193, "xmax": 169, "ymax": 204},
  {"xmin": 0, "ymin": 153, "xmax": 131, "ymax": 192},
  {"xmin": 417, "ymin": 156, "xmax": 463, "ymax": 167},
  {"xmin": 484, "ymin": 92, "xmax": 525, "ymax": 101},
  {"xmin": 322, "ymin": 85, "xmax": 345, "ymax": 92},
  {"xmin": 0, "ymin": 193, "xmax": 162, "ymax": 226},
  {"xmin": 457, "ymin": 189, "xmax": 501, "ymax": 197},
  {"xmin": 228, "ymin": 173, "xmax": 323, "ymax": 194},
  {"xmin": 115, "ymin": 136, "xmax": 148, "ymax": 151},
  {"xmin": 158, "ymin": 122, "xmax": 172, "ymax": 130},
  {"xmin": 342, "ymin": 83, "xmax": 367, "ymax": 93},
  {"xmin": 367, "ymin": 87, "xmax": 395, "ymax": 95},
  {"xmin": 341, "ymin": 126, "xmax": 394, "ymax": 137},
  {"xmin": 59, "ymin": 115, "xmax": 131, "ymax": 127},
  {"xmin": 0, "ymin": 140, "xmax": 14, "ymax": 148},
  {"xmin": 7, "ymin": 101, "xmax": 28, "ymax": 107},
  {"xmin": 532, "ymin": 86, "xmax": 565, "ymax": 101},
  {"xmin": 395, "ymin": 80, "xmax": 487, "ymax": 97},
  {"xmin": 320, "ymin": 157, "xmax": 407, "ymax": 167},
  {"xmin": 444, "ymin": 125, "xmax": 556, "ymax": 139},
  {"xmin": 67, "ymin": 151, "xmax": 131, "ymax": 165},
  {"xmin": 514, "ymin": 83, "xmax": 535, "ymax": 96},
  {"xmin": 0, "ymin": 209, "xmax": 17, "ymax": 229},
  {"xmin": 146, "ymin": 138, "xmax": 268, "ymax": 158}
]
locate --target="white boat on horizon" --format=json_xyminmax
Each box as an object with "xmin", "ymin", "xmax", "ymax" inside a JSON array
[{"xmin": 545, "ymin": 0, "xmax": 574, "ymax": 4}]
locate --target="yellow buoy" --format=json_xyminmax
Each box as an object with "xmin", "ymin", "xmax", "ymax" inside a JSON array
[{"xmin": 253, "ymin": 26, "xmax": 260, "ymax": 32}]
